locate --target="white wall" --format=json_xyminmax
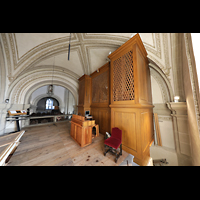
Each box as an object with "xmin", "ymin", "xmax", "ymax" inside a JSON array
[
  {"xmin": 31, "ymin": 86, "xmax": 48, "ymax": 103},
  {"xmin": 150, "ymin": 73, "xmax": 178, "ymax": 165},
  {"xmin": 151, "ymin": 76, "xmax": 163, "ymax": 104}
]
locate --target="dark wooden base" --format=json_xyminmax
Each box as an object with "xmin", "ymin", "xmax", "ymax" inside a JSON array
[{"xmin": 104, "ymin": 144, "xmax": 122, "ymax": 163}]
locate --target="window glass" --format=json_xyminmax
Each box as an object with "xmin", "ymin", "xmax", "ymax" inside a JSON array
[{"xmin": 46, "ymin": 98, "xmax": 53, "ymax": 109}]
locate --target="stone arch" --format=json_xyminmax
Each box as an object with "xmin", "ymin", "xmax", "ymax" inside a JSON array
[
  {"xmin": 30, "ymin": 86, "xmax": 76, "ymax": 114},
  {"xmin": 149, "ymin": 59, "xmax": 174, "ymax": 103},
  {"xmin": 0, "ymin": 37, "xmax": 7, "ymax": 103},
  {"xmin": 24, "ymin": 80, "xmax": 77, "ymax": 107},
  {"xmin": 7, "ymin": 71, "xmax": 78, "ymax": 107},
  {"xmin": 32, "ymin": 93, "xmax": 64, "ymax": 111}
]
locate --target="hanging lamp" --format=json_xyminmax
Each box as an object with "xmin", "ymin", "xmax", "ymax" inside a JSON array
[
  {"xmin": 68, "ymin": 33, "xmax": 71, "ymax": 61},
  {"xmin": 47, "ymin": 56, "xmax": 55, "ymax": 96}
]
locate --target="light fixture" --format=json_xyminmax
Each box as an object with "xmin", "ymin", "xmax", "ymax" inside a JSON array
[
  {"xmin": 47, "ymin": 56, "xmax": 55, "ymax": 96},
  {"xmin": 5, "ymin": 99, "xmax": 9, "ymax": 103},
  {"xmin": 47, "ymin": 85, "xmax": 54, "ymax": 96},
  {"xmin": 174, "ymin": 96, "xmax": 180, "ymax": 103},
  {"xmin": 68, "ymin": 33, "xmax": 71, "ymax": 61}
]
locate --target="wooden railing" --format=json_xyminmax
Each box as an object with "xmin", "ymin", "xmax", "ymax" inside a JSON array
[
  {"xmin": 27, "ymin": 114, "xmax": 73, "ymax": 126},
  {"xmin": 0, "ymin": 130, "xmax": 25, "ymax": 166}
]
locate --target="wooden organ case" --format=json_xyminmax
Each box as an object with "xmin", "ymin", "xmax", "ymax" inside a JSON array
[
  {"xmin": 90, "ymin": 63, "xmax": 110, "ymax": 135},
  {"xmin": 77, "ymin": 75, "xmax": 92, "ymax": 116},
  {"xmin": 108, "ymin": 34, "xmax": 154, "ymax": 166}
]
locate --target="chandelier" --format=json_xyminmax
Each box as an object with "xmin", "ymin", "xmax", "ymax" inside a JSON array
[
  {"xmin": 47, "ymin": 33, "xmax": 71, "ymax": 96},
  {"xmin": 47, "ymin": 56, "xmax": 55, "ymax": 96},
  {"xmin": 47, "ymin": 84, "xmax": 54, "ymax": 96}
]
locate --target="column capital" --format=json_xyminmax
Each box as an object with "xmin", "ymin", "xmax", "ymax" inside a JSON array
[{"xmin": 166, "ymin": 102, "xmax": 187, "ymax": 116}]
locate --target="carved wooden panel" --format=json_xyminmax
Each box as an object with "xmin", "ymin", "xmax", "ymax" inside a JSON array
[
  {"xmin": 113, "ymin": 109, "xmax": 137, "ymax": 152},
  {"xmin": 91, "ymin": 107, "xmax": 110, "ymax": 135},
  {"xmin": 109, "ymin": 34, "xmax": 154, "ymax": 165},
  {"xmin": 141, "ymin": 110, "xmax": 154, "ymax": 155},
  {"xmin": 92, "ymin": 70, "xmax": 109, "ymax": 103},
  {"xmin": 113, "ymin": 50, "xmax": 135, "ymax": 101}
]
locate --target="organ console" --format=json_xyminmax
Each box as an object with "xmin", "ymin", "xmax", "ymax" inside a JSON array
[{"xmin": 70, "ymin": 114, "xmax": 99, "ymax": 147}]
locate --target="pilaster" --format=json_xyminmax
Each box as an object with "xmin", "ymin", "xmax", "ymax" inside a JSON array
[{"xmin": 167, "ymin": 102, "xmax": 192, "ymax": 165}]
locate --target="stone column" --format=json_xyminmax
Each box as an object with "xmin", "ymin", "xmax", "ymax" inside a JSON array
[{"xmin": 167, "ymin": 102, "xmax": 192, "ymax": 165}]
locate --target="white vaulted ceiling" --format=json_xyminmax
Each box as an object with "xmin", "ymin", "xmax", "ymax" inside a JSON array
[
  {"xmin": 4, "ymin": 33, "xmax": 172, "ymax": 79},
  {"xmin": 15, "ymin": 33, "xmax": 70, "ymax": 58},
  {"xmin": 0, "ymin": 33, "xmax": 173, "ymax": 104}
]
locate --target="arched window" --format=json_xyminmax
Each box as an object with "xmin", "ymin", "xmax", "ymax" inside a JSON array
[{"xmin": 46, "ymin": 98, "xmax": 53, "ymax": 110}]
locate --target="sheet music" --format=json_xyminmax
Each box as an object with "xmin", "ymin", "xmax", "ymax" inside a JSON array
[{"xmin": 10, "ymin": 111, "xmax": 17, "ymax": 114}]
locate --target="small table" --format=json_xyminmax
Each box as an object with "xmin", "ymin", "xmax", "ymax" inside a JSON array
[{"xmin": 6, "ymin": 115, "xmax": 29, "ymax": 132}]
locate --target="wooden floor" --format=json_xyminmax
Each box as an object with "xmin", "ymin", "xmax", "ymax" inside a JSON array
[{"xmin": 7, "ymin": 121, "xmax": 129, "ymax": 166}]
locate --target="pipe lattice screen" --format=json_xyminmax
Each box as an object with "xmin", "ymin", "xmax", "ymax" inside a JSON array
[
  {"xmin": 92, "ymin": 70, "xmax": 108, "ymax": 103},
  {"xmin": 113, "ymin": 50, "xmax": 135, "ymax": 101}
]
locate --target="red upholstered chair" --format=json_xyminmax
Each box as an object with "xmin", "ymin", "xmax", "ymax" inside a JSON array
[{"xmin": 104, "ymin": 127, "xmax": 122, "ymax": 163}]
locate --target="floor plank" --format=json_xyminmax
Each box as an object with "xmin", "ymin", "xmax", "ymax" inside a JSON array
[{"xmin": 7, "ymin": 122, "xmax": 129, "ymax": 166}]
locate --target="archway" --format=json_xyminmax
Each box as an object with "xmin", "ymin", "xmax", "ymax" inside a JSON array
[
  {"xmin": 7, "ymin": 70, "xmax": 78, "ymax": 106},
  {"xmin": 148, "ymin": 59, "xmax": 179, "ymax": 165},
  {"xmin": 29, "ymin": 85, "xmax": 75, "ymax": 115},
  {"xmin": 0, "ymin": 40, "xmax": 7, "ymax": 103},
  {"xmin": 149, "ymin": 59, "xmax": 174, "ymax": 102}
]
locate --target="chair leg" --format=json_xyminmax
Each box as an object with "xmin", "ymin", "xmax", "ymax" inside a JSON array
[
  {"xmin": 120, "ymin": 144, "xmax": 122, "ymax": 155},
  {"xmin": 104, "ymin": 144, "xmax": 106, "ymax": 156},
  {"xmin": 115, "ymin": 153, "xmax": 120, "ymax": 163},
  {"xmin": 104, "ymin": 144, "xmax": 109, "ymax": 156},
  {"xmin": 115, "ymin": 144, "xmax": 122, "ymax": 163}
]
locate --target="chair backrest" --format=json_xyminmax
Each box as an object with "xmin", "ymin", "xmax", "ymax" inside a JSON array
[{"xmin": 112, "ymin": 127, "xmax": 122, "ymax": 141}]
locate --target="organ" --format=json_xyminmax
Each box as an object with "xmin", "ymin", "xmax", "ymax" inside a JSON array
[{"xmin": 77, "ymin": 34, "xmax": 154, "ymax": 165}]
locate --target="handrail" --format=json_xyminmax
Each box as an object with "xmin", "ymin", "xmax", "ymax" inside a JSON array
[
  {"xmin": 28, "ymin": 114, "xmax": 72, "ymax": 119},
  {"xmin": 0, "ymin": 130, "xmax": 25, "ymax": 166},
  {"xmin": 27, "ymin": 114, "xmax": 72, "ymax": 127}
]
